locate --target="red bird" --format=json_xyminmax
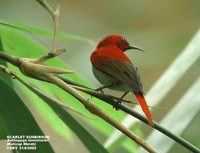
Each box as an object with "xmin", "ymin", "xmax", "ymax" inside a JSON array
[{"xmin": 90, "ymin": 35, "xmax": 153, "ymax": 126}]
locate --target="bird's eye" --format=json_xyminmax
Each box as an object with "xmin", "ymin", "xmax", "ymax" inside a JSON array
[
  {"xmin": 120, "ymin": 37, "xmax": 125, "ymax": 42},
  {"xmin": 120, "ymin": 37, "xmax": 129, "ymax": 45}
]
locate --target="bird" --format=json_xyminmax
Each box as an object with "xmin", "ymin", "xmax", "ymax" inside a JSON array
[{"xmin": 90, "ymin": 35, "xmax": 153, "ymax": 126}]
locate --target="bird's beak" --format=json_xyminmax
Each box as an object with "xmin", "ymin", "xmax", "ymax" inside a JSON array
[{"xmin": 127, "ymin": 45, "xmax": 144, "ymax": 52}]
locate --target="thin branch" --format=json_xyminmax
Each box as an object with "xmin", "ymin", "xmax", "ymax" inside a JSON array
[
  {"xmin": 0, "ymin": 0, "xmax": 196, "ymax": 152},
  {"xmin": 119, "ymin": 104, "xmax": 200, "ymax": 153},
  {"xmin": 0, "ymin": 51, "xmax": 20, "ymax": 66},
  {"xmin": 57, "ymin": 75, "xmax": 138, "ymax": 104},
  {"xmin": 0, "ymin": 32, "xmax": 198, "ymax": 153},
  {"xmin": 85, "ymin": 101, "xmax": 158, "ymax": 153},
  {"xmin": 0, "ymin": 65, "xmax": 93, "ymax": 120},
  {"xmin": 35, "ymin": 0, "xmax": 60, "ymax": 60},
  {"xmin": 0, "ymin": 50, "xmax": 160, "ymax": 108},
  {"xmin": 28, "ymin": 74, "xmax": 160, "ymax": 152},
  {"xmin": 1, "ymin": 48, "xmax": 196, "ymax": 152},
  {"xmin": 0, "ymin": 64, "xmax": 158, "ymax": 153},
  {"xmin": 58, "ymin": 75, "xmax": 165, "ymax": 108},
  {"xmin": 107, "ymin": 28, "xmax": 200, "ymax": 149},
  {"xmin": 51, "ymin": 5, "xmax": 60, "ymax": 54},
  {"xmin": 35, "ymin": 0, "xmax": 55, "ymax": 17},
  {"xmin": 0, "ymin": 0, "xmax": 158, "ymax": 152},
  {"xmin": 32, "ymin": 49, "xmax": 65, "ymax": 62},
  {"xmin": 0, "ymin": 52, "xmax": 199, "ymax": 153},
  {"xmin": 58, "ymin": 76, "xmax": 200, "ymax": 153}
]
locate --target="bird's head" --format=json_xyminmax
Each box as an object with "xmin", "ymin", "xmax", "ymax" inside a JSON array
[{"xmin": 96, "ymin": 35, "xmax": 144, "ymax": 52}]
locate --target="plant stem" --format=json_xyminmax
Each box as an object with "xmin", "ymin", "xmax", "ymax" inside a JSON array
[
  {"xmin": 35, "ymin": 0, "xmax": 60, "ymax": 56},
  {"xmin": 0, "ymin": 64, "xmax": 159, "ymax": 153},
  {"xmin": 59, "ymin": 75, "xmax": 200, "ymax": 153},
  {"xmin": 0, "ymin": 51, "xmax": 19, "ymax": 66},
  {"xmin": 120, "ymin": 104, "xmax": 200, "ymax": 153}
]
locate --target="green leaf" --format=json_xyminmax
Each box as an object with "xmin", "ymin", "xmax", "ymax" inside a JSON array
[
  {"xmin": 0, "ymin": 20, "xmax": 96, "ymax": 46},
  {"xmin": 44, "ymin": 101, "xmax": 109, "ymax": 153},
  {"xmin": 24, "ymin": 82, "xmax": 109, "ymax": 153},
  {"xmin": 137, "ymin": 78, "xmax": 200, "ymax": 153},
  {"xmin": 107, "ymin": 124, "xmax": 142, "ymax": 153},
  {"xmin": 0, "ymin": 26, "xmax": 74, "ymax": 141},
  {"xmin": 0, "ymin": 79, "xmax": 54, "ymax": 153},
  {"xmin": 104, "ymin": 28, "xmax": 200, "ymax": 148},
  {"xmin": 21, "ymin": 83, "xmax": 72, "ymax": 140},
  {"xmin": 0, "ymin": 36, "xmax": 13, "ymax": 87},
  {"xmin": 0, "ymin": 26, "xmax": 109, "ymax": 152},
  {"xmin": 0, "ymin": 27, "xmax": 126, "ymax": 138}
]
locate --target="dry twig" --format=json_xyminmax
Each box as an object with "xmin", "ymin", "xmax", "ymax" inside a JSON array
[
  {"xmin": 0, "ymin": 65, "xmax": 93, "ymax": 119},
  {"xmin": 0, "ymin": 0, "xmax": 159, "ymax": 152}
]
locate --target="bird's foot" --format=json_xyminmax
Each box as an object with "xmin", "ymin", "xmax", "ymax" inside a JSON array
[
  {"xmin": 94, "ymin": 86, "xmax": 105, "ymax": 94},
  {"xmin": 113, "ymin": 91, "xmax": 129, "ymax": 110},
  {"xmin": 94, "ymin": 84, "xmax": 116, "ymax": 94},
  {"xmin": 113, "ymin": 101, "xmax": 121, "ymax": 110}
]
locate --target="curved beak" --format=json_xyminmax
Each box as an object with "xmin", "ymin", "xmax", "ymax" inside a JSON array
[{"xmin": 127, "ymin": 45, "xmax": 144, "ymax": 52}]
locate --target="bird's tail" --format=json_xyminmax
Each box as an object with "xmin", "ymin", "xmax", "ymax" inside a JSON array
[{"xmin": 135, "ymin": 93, "xmax": 153, "ymax": 126}]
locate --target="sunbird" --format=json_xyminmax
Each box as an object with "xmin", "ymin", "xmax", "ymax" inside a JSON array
[{"xmin": 90, "ymin": 35, "xmax": 153, "ymax": 126}]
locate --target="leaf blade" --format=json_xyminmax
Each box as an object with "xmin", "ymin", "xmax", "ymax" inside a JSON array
[
  {"xmin": 104, "ymin": 28, "xmax": 200, "ymax": 148},
  {"xmin": 0, "ymin": 79, "xmax": 54, "ymax": 153},
  {"xmin": 0, "ymin": 20, "xmax": 96, "ymax": 46},
  {"xmin": 137, "ymin": 77, "xmax": 200, "ymax": 153}
]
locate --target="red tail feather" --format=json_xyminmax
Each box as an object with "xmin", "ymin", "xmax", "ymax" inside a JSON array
[{"xmin": 135, "ymin": 93, "xmax": 153, "ymax": 126}]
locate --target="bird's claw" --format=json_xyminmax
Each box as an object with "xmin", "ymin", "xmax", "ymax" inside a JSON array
[
  {"xmin": 113, "ymin": 100, "xmax": 122, "ymax": 110},
  {"xmin": 113, "ymin": 91, "xmax": 129, "ymax": 110},
  {"xmin": 94, "ymin": 87, "xmax": 104, "ymax": 94},
  {"xmin": 95, "ymin": 83, "xmax": 118, "ymax": 94}
]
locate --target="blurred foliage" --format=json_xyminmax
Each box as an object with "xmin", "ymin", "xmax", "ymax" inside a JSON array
[
  {"xmin": 0, "ymin": 23, "xmax": 125, "ymax": 152},
  {"xmin": 0, "ymin": 0, "xmax": 199, "ymax": 153},
  {"xmin": 0, "ymin": 40, "xmax": 54, "ymax": 152}
]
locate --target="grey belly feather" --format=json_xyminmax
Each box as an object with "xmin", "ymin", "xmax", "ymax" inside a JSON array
[{"xmin": 92, "ymin": 66, "xmax": 131, "ymax": 91}]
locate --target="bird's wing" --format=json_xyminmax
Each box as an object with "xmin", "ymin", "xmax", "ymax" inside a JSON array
[{"xmin": 100, "ymin": 58, "xmax": 144, "ymax": 94}]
